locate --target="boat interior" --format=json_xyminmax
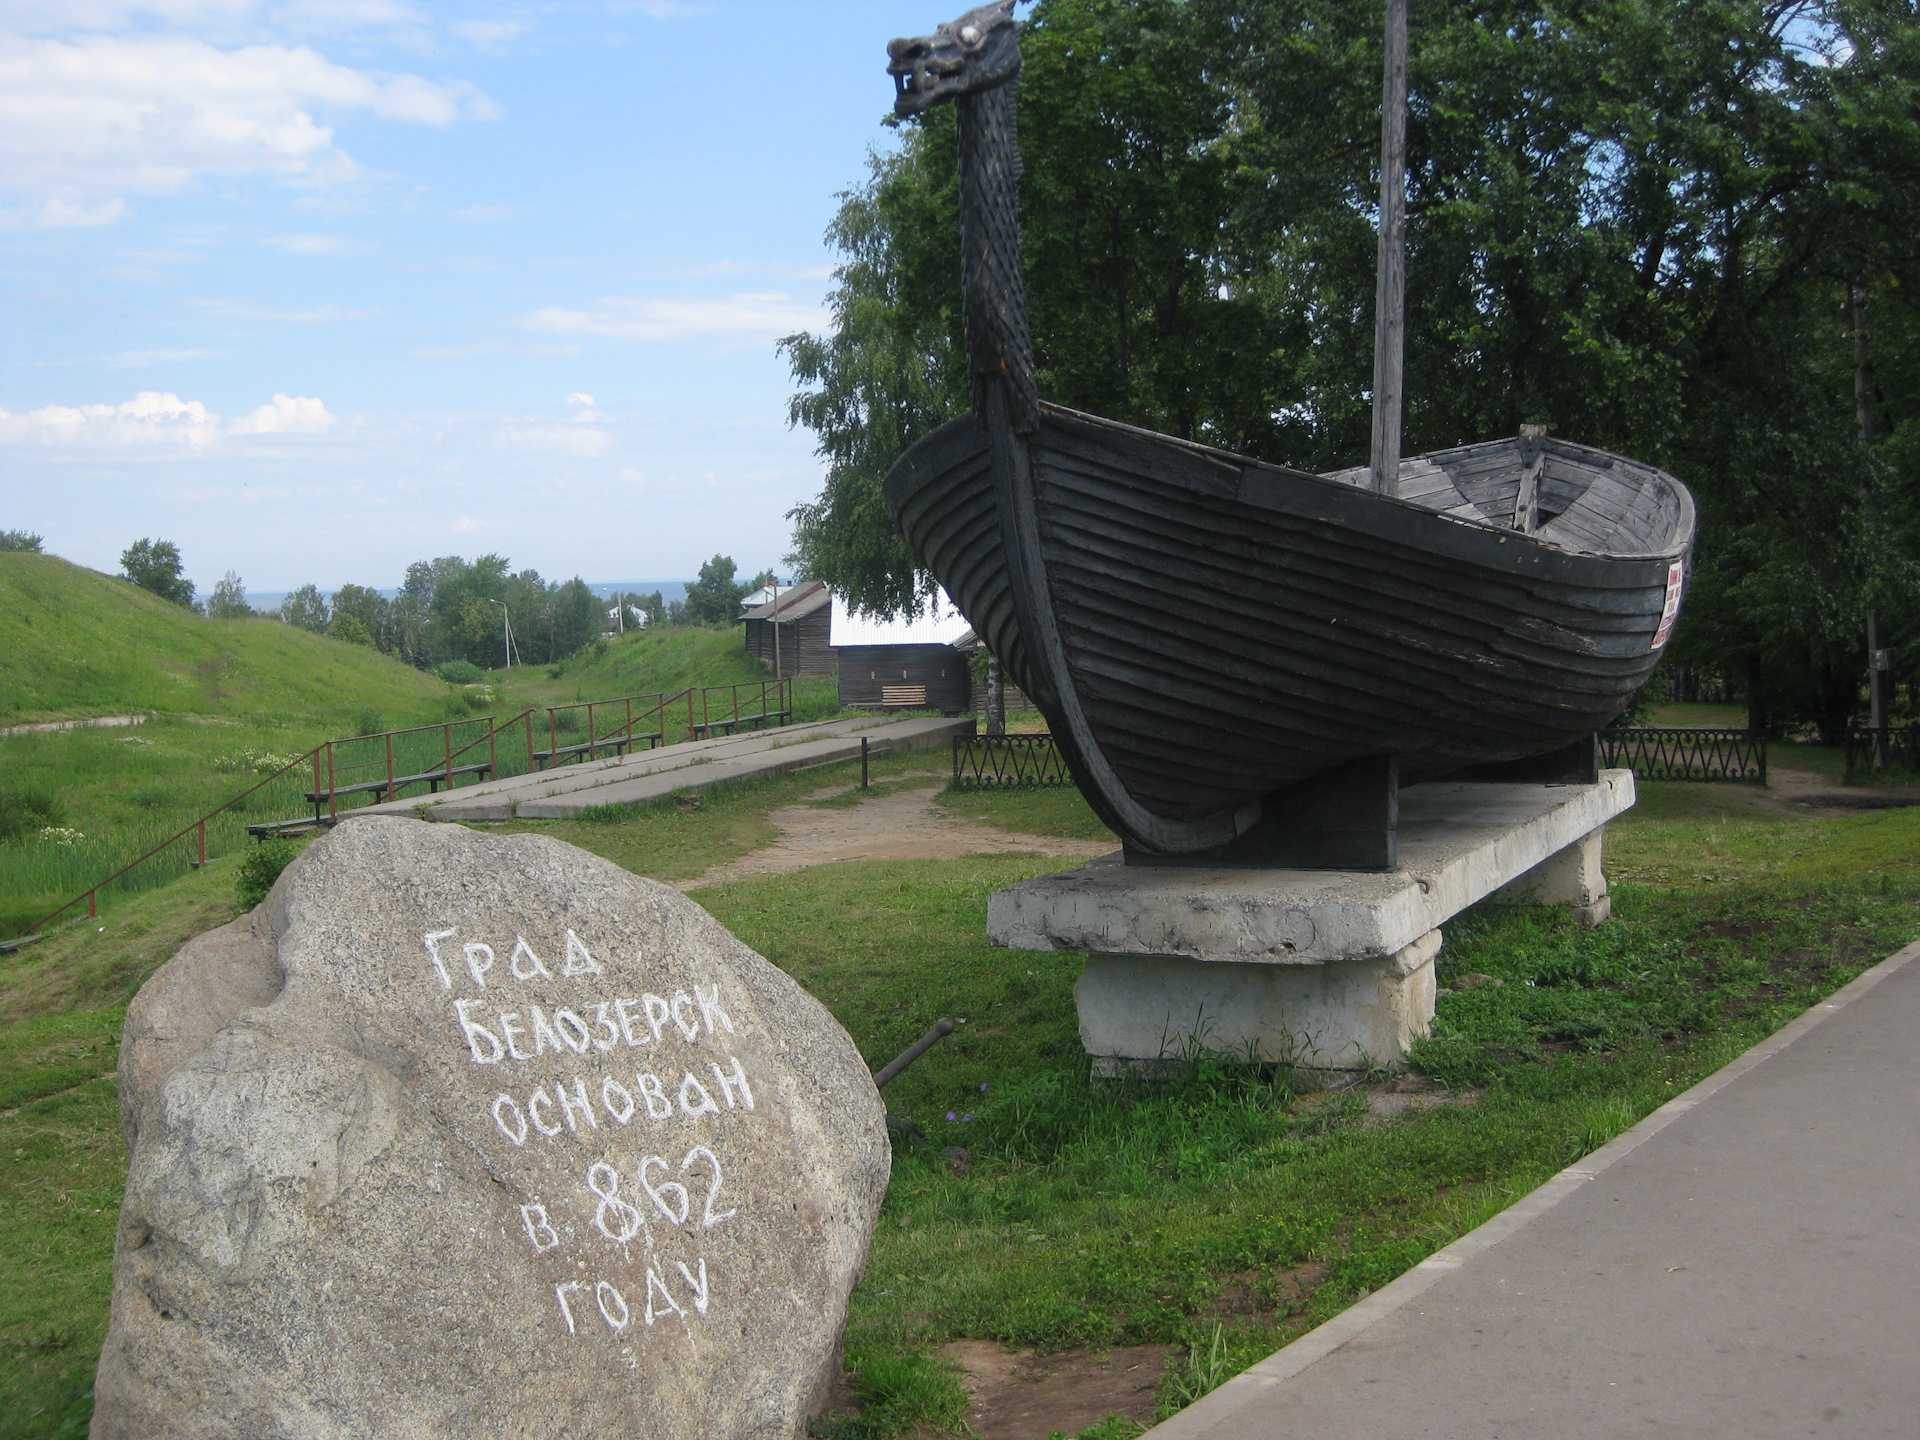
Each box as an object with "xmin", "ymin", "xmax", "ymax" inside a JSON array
[{"xmin": 1321, "ymin": 435, "xmax": 1687, "ymax": 559}]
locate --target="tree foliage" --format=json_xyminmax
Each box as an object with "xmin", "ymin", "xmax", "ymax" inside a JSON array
[
  {"xmin": 205, "ymin": 571, "xmax": 251, "ymax": 620},
  {"xmin": 0, "ymin": 530, "xmax": 42, "ymax": 553},
  {"xmin": 784, "ymin": 0, "xmax": 1920, "ymax": 733},
  {"xmin": 682, "ymin": 554, "xmax": 749, "ymax": 626},
  {"xmin": 119, "ymin": 538, "xmax": 195, "ymax": 608}
]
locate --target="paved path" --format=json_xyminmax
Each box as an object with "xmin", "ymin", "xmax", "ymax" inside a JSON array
[
  {"xmin": 343, "ymin": 714, "xmax": 974, "ymax": 823},
  {"xmin": 1147, "ymin": 940, "xmax": 1920, "ymax": 1440}
]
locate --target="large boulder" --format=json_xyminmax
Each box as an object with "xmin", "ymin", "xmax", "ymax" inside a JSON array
[{"xmin": 95, "ymin": 817, "xmax": 888, "ymax": 1439}]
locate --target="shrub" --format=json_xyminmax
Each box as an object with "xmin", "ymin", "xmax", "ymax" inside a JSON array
[
  {"xmin": 436, "ymin": 660, "xmax": 487, "ymax": 684},
  {"xmin": 352, "ymin": 707, "xmax": 385, "ymax": 738},
  {"xmin": 236, "ymin": 840, "xmax": 298, "ymax": 911},
  {"xmin": 0, "ymin": 785, "xmax": 64, "ymax": 843}
]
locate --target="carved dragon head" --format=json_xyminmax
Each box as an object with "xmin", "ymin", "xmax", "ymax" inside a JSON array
[{"xmin": 887, "ymin": 1, "xmax": 1022, "ymax": 117}]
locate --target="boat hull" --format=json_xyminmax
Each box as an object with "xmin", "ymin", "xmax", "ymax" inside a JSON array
[{"xmin": 885, "ymin": 402, "xmax": 1694, "ymax": 852}]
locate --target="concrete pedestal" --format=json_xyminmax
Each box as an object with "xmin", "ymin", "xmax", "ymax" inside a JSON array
[{"xmin": 988, "ymin": 771, "xmax": 1635, "ymax": 1073}]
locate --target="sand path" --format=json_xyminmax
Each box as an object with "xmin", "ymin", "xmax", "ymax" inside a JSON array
[{"xmin": 675, "ymin": 778, "xmax": 1113, "ymax": 891}]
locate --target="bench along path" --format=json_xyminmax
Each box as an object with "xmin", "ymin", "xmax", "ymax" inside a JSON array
[
  {"xmin": 341, "ymin": 714, "xmax": 974, "ymax": 824},
  {"xmin": 1143, "ymin": 939, "xmax": 1920, "ymax": 1440}
]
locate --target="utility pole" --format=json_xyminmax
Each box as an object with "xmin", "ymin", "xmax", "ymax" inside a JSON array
[
  {"xmin": 1369, "ymin": 0, "xmax": 1409, "ymax": 495},
  {"xmin": 1853, "ymin": 286, "xmax": 1890, "ymax": 769},
  {"xmin": 771, "ymin": 580, "xmax": 784, "ymax": 679}
]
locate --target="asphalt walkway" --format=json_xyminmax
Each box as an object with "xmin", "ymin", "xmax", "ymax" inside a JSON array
[
  {"xmin": 343, "ymin": 713, "xmax": 973, "ymax": 823},
  {"xmin": 1146, "ymin": 939, "xmax": 1920, "ymax": 1440}
]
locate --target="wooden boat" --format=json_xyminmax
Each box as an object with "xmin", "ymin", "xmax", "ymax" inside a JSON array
[{"xmin": 881, "ymin": 2, "xmax": 1695, "ymax": 861}]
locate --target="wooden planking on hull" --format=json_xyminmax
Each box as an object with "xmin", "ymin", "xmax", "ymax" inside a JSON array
[{"xmin": 885, "ymin": 403, "xmax": 1694, "ymax": 835}]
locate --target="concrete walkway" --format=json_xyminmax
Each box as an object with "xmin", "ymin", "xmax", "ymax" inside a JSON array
[
  {"xmin": 340, "ymin": 713, "xmax": 974, "ymax": 823},
  {"xmin": 1147, "ymin": 939, "xmax": 1920, "ymax": 1440}
]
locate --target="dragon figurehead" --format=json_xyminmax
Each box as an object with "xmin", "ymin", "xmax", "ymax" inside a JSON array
[{"xmin": 887, "ymin": 1, "xmax": 1022, "ymax": 116}]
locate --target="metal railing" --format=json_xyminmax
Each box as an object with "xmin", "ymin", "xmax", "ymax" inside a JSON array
[
  {"xmin": 532, "ymin": 693, "xmax": 676, "ymax": 769},
  {"xmin": 1845, "ymin": 722, "xmax": 1920, "ymax": 776},
  {"xmin": 8, "ymin": 745, "xmax": 323, "ymax": 941},
  {"xmin": 6, "ymin": 711, "xmax": 537, "ymax": 942},
  {"xmin": 1599, "ymin": 727, "xmax": 1767, "ymax": 783},
  {"xmin": 308, "ymin": 714, "xmax": 537, "ymax": 822},
  {"xmin": 5, "ymin": 678, "xmax": 807, "ymax": 943},
  {"xmin": 951, "ymin": 733, "xmax": 1074, "ymax": 789},
  {"xmin": 686, "ymin": 678, "xmax": 794, "ymax": 741}
]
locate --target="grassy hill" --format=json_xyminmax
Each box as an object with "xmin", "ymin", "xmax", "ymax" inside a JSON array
[
  {"xmin": 489, "ymin": 624, "xmax": 841, "ymax": 721},
  {"xmin": 0, "ymin": 553, "xmax": 453, "ymax": 729}
]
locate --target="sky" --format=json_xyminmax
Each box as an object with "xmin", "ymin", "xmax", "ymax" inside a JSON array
[{"xmin": 0, "ymin": 0, "xmax": 938, "ymax": 594}]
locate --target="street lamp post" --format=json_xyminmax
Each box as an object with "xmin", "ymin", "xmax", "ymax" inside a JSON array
[{"xmin": 487, "ymin": 599, "xmax": 517, "ymax": 669}]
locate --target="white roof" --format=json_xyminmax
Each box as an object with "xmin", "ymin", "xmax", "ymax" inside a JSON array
[{"xmin": 829, "ymin": 591, "xmax": 973, "ymax": 648}]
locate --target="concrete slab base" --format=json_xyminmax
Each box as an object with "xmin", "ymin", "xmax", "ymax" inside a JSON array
[
  {"xmin": 989, "ymin": 773, "xmax": 1635, "ymax": 1072},
  {"xmin": 1080, "ymin": 930, "xmax": 1441, "ymax": 1075}
]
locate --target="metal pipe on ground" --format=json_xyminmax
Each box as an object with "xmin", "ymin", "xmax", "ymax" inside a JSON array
[{"xmin": 872, "ymin": 1017, "xmax": 956, "ymax": 1090}]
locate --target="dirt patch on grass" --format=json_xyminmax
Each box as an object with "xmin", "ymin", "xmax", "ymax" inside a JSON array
[
  {"xmin": 1762, "ymin": 766, "xmax": 1920, "ymax": 814},
  {"xmin": 940, "ymin": 1339, "xmax": 1170, "ymax": 1440},
  {"xmin": 676, "ymin": 783, "xmax": 1114, "ymax": 891}
]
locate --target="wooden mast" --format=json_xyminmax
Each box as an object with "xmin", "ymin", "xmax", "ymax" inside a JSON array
[{"xmin": 1369, "ymin": 0, "xmax": 1409, "ymax": 495}]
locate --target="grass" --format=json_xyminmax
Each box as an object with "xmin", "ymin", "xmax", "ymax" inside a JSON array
[
  {"xmin": 483, "ymin": 624, "xmax": 842, "ymax": 723},
  {"xmin": 3, "ymin": 760, "xmax": 1918, "ymax": 1438},
  {"xmin": 0, "ymin": 553, "xmax": 455, "ymax": 728}
]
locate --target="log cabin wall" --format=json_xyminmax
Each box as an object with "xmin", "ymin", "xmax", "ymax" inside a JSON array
[
  {"xmin": 837, "ymin": 644, "xmax": 973, "ymax": 714},
  {"xmin": 743, "ymin": 609, "xmax": 835, "ymax": 676}
]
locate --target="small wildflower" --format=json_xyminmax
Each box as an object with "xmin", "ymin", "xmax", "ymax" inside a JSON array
[
  {"xmin": 946, "ymin": 1111, "xmax": 958, "ymax": 1122},
  {"xmin": 980, "ymin": 1082, "xmax": 990, "ymax": 1092},
  {"xmin": 961, "ymin": 1114, "xmax": 974, "ymax": 1123}
]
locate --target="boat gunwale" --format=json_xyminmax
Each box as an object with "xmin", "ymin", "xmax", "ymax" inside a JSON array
[{"xmin": 885, "ymin": 402, "xmax": 1697, "ymax": 573}]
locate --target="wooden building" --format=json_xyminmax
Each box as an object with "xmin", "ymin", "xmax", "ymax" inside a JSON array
[
  {"xmin": 832, "ymin": 595, "xmax": 975, "ymax": 714},
  {"xmin": 741, "ymin": 581, "xmax": 834, "ymax": 677}
]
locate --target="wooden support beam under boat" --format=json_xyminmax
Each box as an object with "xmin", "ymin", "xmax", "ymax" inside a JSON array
[
  {"xmin": 1455, "ymin": 733, "xmax": 1600, "ymax": 786},
  {"xmin": 1124, "ymin": 756, "xmax": 1400, "ymax": 871}
]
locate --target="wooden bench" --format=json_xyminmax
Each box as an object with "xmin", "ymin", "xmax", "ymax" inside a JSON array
[
  {"xmin": 690, "ymin": 709, "xmax": 791, "ymax": 740},
  {"xmin": 303, "ymin": 762, "xmax": 493, "ymax": 816},
  {"xmin": 247, "ymin": 816, "xmax": 329, "ymax": 840},
  {"xmin": 532, "ymin": 730, "xmax": 663, "ymax": 770}
]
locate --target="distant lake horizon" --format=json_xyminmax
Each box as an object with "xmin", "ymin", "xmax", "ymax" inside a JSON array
[{"xmin": 245, "ymin": 580, "xmax": 693, "ymax": 611}]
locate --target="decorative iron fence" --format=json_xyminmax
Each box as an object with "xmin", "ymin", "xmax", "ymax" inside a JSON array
[
  {"xmin": 1844, "ymin": 723, "xmax": 1920, "ymax": 776},
  {"xmin": 951, "ymin": 733, "xmax": 1074, "ymax": 789},
  {"xmin": 1599, "ymin": 727, "xmax": 1767, "ymax": 783}
]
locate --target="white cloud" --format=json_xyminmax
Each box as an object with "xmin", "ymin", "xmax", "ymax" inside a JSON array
[
  {"xmin": 455, "ymin": 203, "xmax": 516, "ymax": 222},
  {"xmin": 450, "ymin": 514, "xmax": 488, "ymax": 532},
  {"xmin": 0, "ymin": 34, "xmax": 498, "ymax": 212},
  {"xmin": 192, "ymin": 299, "xmax": 377, "ymax": 322},
  {"xmin": 565, "ymin": 392, "xmax": 594, "ymax": 406},
  {"xmin": 497, "ymin": 422, "xmax": 611, "ymax": 457},
  {"xmin": 618, "ymin": 466, "xmax": 646, "ymax": 487},
  {"xmin": 449, "ymin": 18, "xmax": 525, "ymax": 50},
  {"xmin": 605, "ymin": 1, "xmax": 708, "ymax": 16},
  {"xmin": 270, "ymin": 231, "xmax": 368, "ymax": 255},
  {"xmin": 107, "ymin": 347, "xmax": 218, "ymax": 366},
  {"xmin": 0, "ymin": 1, "xmax": 425, "ymax": 37},
  {"xmin": 524, "ymin": 292, "xmax": 826, "ymax": 345},
  {"xmin": 229, "ymin": 392, "xmax": 333, "ymax": 434},
  {"xmin": 0, "ymin": 388, "xmax": 332, "ymax": 447}
]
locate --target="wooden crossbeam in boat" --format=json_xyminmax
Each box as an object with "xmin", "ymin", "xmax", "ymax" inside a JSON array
[{"xmin": 1515, "ymin": 424, "xmax": 1547, "ymax": 533}]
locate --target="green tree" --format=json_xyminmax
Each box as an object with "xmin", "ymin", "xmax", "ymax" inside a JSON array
[
  {"xmin": 0, "ymin": 529, "xmax": 43, "ymax": 553},
  {"xmin": 330, "ymin": 583, "xmax": 390, "ymax": 649},
  {"xmin": 205, "ymin": 571, "xmax": 251, "ymax": 619},
  {"xmin": 551, "ymin": 577, "xmax": 602, "ymax": 657},
  {"xmin": 120, "ymin": 538, "xmax": 195, "ymax": 607},
  {"xmin": 279, "ymin": 584, "xmax": 330, "ymax": 633},
  {"xmin": 330, "ymin": 613, "xmax": 375, "ymax": 646},
  {"xmin": 682, "ymin": 555, "xmax": 747, "ymax": 626},
  {"xmin": 784, "ymin": 0, "xmax": 1920, "ymax": 734}
]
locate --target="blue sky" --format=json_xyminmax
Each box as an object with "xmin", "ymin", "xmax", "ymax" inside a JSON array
[{"xmin": 0, "ymin": 0, "xmax": 933, "ymax": 594}]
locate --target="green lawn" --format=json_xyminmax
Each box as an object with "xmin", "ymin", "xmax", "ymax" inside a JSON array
[{"xmin": 3, "ymin": 766, "xmax": 1916, "ymax": 1439}]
